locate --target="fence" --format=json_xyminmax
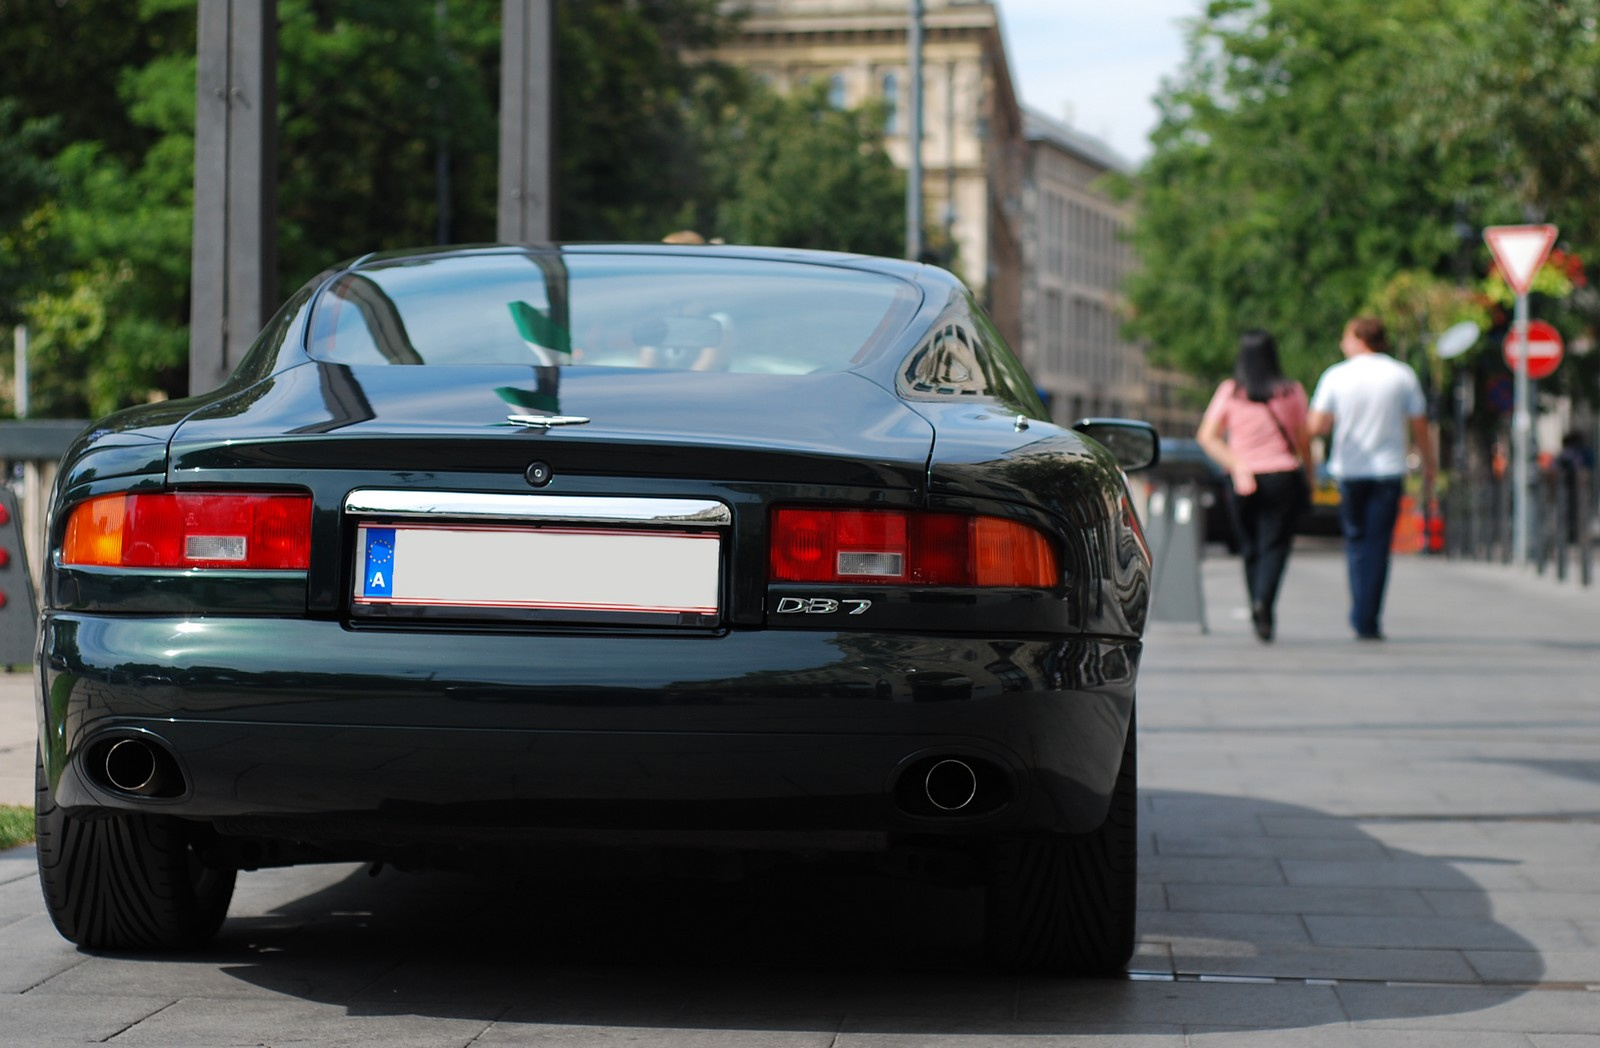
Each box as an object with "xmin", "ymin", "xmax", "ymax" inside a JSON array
[
  {"xmin": 1439, "ymin": 464, "xmax": 1595, "ymax": 586},
  {"xmin": 0, "ymin": 420, "xmax": 87, "ymax": 599}
]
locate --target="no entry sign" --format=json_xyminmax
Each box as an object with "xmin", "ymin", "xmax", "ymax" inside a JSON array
[{"xmin": 1503, "ymin": 319, "xmax": 1564, "ymax": 380}]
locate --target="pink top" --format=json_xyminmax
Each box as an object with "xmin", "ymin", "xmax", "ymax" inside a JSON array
[{"xmin": 1201, "ymin": 379, "xmax": 1307, "ymax": 474}]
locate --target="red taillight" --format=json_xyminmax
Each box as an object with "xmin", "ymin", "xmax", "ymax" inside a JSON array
[
  {"xmin": 62, "ymin": 492, "xmax": 312, "ymax": 569},
  {"xmin": 770, "ymin": 507, "xmax": 1057, "ymax": 587}
]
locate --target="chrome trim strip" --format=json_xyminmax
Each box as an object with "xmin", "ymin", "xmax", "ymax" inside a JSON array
[
  {"xmin": 507, "ymin": 414, "xmax": 591, "ymax": 428},
  {"xmin": 343, "ymin": 490, "xmax": 732, "ymax": 526}
]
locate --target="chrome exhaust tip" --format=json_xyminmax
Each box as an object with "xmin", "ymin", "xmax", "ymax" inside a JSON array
[
  {"xmin": 93, "ymin": 736, "xmax": 185, "ymax": 798},
  {"xmin": 104, "ymin": 738, "xmax": 161, "ymax": 794},
  {"xmin": 924, "ymin": 758, "xmax": 978, "ymax": 812}
]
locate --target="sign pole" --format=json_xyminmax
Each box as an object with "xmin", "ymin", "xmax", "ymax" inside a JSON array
[
  {"xmin": 1484, "ymin": 223, "xmax": 1558, "ymax": 567},
  {"xmin": 1511, "ymin": 292, "xmax": 1531, "ymax": 566}
]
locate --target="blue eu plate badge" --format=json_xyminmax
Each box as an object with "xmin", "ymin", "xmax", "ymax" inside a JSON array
[{"xmin": 363, "ymin": 528, "xmax": 396, "ymax": 596}]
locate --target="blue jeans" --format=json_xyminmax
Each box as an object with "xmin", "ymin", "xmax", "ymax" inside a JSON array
[{"xmin": 1337, "ymin": 477, "xmax": 1404, "ymax": 637}]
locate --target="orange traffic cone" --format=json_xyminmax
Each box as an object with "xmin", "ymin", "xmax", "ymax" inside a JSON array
[{"xmin": 1391, "ymin": 495, "xmax": 1422, "ymax": 553}]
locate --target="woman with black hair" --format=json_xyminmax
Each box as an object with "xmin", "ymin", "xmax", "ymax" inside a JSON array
[{"xmin": 1197, "ymin": 330, "xmax": 1314, "ymax": 641}]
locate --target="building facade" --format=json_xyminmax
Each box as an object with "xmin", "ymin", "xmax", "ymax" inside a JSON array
[
  {"xmin": 713, "ymin": 1, "xmax": 1197, "ymax": 434},
  {"xmin": 713, "ymin": 0, "xmax": 1025, "ymax": 347},
  {"xmin": 1019, "ymin": 110, "xmax": 1146, "ymax": 426}
]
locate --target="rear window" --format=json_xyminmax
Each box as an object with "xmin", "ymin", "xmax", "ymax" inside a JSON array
[{"xmin": 306, "ymin": 252, "xmax": 919, "ymax": 375}]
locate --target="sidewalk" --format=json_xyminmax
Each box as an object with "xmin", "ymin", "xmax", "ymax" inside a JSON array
[
  {"xmin": 0, "ymin": 669, "xmax": 32, "ymax": 808},
  {"xmin": 0, "ymin": 547, "xmax": 1597, "ymax": 1044}
]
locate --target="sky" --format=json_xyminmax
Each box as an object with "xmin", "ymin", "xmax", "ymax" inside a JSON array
[{"xmin": 996, "ymin": 0, "xmax": 1201, "ymax": 165}]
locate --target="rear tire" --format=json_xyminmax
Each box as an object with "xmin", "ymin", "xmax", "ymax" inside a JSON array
[
  {"xmin": 984, "ymin": 710, "xmax": 1137, "ymax": 975},
  {"xmin": 35, "ymin": 749, "xmax": 235, "ymax": 950}
]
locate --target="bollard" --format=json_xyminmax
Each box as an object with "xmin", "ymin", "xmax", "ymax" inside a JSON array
[
  {"xmin": 1147, "ymin": 481, "xmax": 1208, "ymax": 632},
  {"xmin": 0, "ymin": 487, "xmax": 36, "ymax": 666}
]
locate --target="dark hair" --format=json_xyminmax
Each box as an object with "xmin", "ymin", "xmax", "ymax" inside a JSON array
[
  {"xmin": 1233, "ymin": 328, "xmax": 1288, "ymax": 403},
  {"xmin": 1347, "ymin": 315, "xmax": 1390, "ymax": 354}
]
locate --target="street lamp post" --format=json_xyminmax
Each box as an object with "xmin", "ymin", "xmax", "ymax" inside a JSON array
[{"xmin": 905, "ymin": 0, "xmax": 924, "ymax": 262}]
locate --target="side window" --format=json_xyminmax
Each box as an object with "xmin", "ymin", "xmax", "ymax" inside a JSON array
[
  {"xmin": 970, "ymin": 301, "xmax": 1049, "ymax": 419},
  {"xmin": 903, "ymin": 322, "xmax": 985, "ymax": 396}
]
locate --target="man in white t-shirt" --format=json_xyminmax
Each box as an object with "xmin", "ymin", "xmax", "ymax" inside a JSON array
[{"xmin": 1308, "ymin": 316, "xmax": 1436, "ymax": 640}]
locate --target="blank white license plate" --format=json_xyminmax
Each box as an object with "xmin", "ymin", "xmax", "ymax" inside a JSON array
[{"xmin": 353, "ymin": 523, "xmax": 720, "ymax": 615}]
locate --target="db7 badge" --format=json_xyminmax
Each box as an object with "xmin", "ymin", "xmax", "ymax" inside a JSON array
[{"xmin": 774, "ymin": 597, "xmax": 872, "ymax": 615}]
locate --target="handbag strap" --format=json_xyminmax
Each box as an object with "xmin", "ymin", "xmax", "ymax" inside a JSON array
[{"xmin": 1260, "ymin": 395, "xmax": 1302, "ymax": 463}]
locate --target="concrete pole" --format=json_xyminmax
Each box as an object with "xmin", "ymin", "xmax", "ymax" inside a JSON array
[
  {"xmin": 190, "ymin": 0, "xmax": 278, "ymax": 397},
  {"xmin": 498, "ymin": 0, "xmax": 555, "ymax": 243},
  {"xmin": 12, "ymin": 325, "xmax": 25, "ymax": 419},
  {"xmin": 905, "ymin": 0, "xmax": 924, "ymax": 262}
]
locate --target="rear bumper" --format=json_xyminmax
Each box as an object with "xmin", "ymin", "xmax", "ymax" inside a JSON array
[{"xmin": 39, "ymin": 614, "xmax": 1138, "ymax": 847}]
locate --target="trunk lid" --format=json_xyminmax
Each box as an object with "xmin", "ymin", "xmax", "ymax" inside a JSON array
[{"xmin": 169, "ymin": 363, "xmax": 933, "ymax": 489}]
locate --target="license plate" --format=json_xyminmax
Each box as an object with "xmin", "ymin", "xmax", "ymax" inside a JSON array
[{"xmin": 353, "ymin": 523, "xmax": 720, "ymax": 618}]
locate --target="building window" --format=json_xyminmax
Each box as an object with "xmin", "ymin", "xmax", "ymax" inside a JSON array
[
  {"xmin": 828, "ymin": 74, "xmax": 847, "ymax": 110},
  {"xmin": 882, "ymin": 72, "xmax": 899, "ymax": 134}
]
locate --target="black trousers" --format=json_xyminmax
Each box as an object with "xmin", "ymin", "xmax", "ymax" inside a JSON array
[{"xmin": 1226, "ymin": 469, "xmax": 1304, "ymax": 613}]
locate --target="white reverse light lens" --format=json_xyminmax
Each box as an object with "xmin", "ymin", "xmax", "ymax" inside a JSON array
[
  {"xmin": 185, "ymin": 535, "xmax": 247, "ymax": 561},
  {"xmin": 837, "ymin": 551, "xmax": 904, "ymax": 577}
]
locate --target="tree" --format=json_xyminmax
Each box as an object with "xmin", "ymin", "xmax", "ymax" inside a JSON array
[
  {"xmin": 1118, "ymin": 0, "xmax": 1513, "ymax": 390},
  {"xmin": 692, "ymin": 81, "xmax": 905, "ymax": 256},
  {"xmin": 0, "ymin": 100, "xmax": 59, "ymax": 331},
  {"xmin": 1, "ymin": 0, "xmax": 907, "ymax": 416},
  {"xmin": 554, "ymin": 0, "xmax": 737, "ymax": 241}
]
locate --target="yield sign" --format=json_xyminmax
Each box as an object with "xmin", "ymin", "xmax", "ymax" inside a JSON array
[
  {"xmin": 1484, "ymin": 224, "xmax": 1559, "ymax": 296},
  {"xmin": 1503, "ymin": 319, "xmax": 1564, "ymax": 380}
]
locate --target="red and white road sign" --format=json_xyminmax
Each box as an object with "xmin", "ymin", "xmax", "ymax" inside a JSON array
[
  {"xmin": 1484, "ymin": 224, "xmax": 1559, "ymax": 296},
  {"xmin": 1503, "ymin": 319, "xmax": 1564, "ymax": 380}
]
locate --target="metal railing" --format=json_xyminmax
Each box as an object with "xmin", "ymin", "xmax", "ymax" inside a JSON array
[
  {"xmin": 1440, "ymin": 465, "xmax": 1596, "ymax": 586},
  {"xmin": 0, "ymin": 420, "xmax": 88, "ymax": 598}
]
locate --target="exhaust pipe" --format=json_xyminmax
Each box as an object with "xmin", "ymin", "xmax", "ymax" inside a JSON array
[
  {"xmin": 102, "ymin": 738, "xmax": 171, "ymax": 796},
  {"xmin": 924, "ymin": 758, "xmax": 978, "ymax": 812}
]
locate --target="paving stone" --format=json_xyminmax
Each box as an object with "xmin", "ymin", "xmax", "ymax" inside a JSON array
[
  {"xmin": 1187, "ymin": 1027, "xmax": 1535, "ymax": 1046},
  {"xmin": 106, "ymin": 997, "xmax": 494, "ymax": 1047},
  {"xmin": 836, "ymin": 1018, "xmax": 1186, "ymax": 1046},
  {"xmin": 1140, "ymin": 856, "xmax": 1287, "ymax": 887},
  {"xmin": 1165, "ymin": 944, "xmax": 1478, "ymax": 985},
  {"xmin": 480, "ymin": 1023, "xmax": 842, "ymax": 1048},
  {"xmin": 1465, "ymin": 949, "xmax": 1600, "ymax": 985},
  {"xmin": 1282, "ymin": 859, "xmax": 1531, "ymax": 892},
  {"xmin": 1338, "ymin": 985, "xmax": 1600, "ymax": 1034},
  {"xmin": 1156, "ymin": 833, "xmax": 1388, "ymax": 861},
  {"xmin": 1167, "ymin": 884, "xmax": 1434, "ymax": 918},
  {"xmin": 0, "ymin": 991, "xmax": 172, "ymax": 1045},
  {"xmin": 0, "ymin": 913, "xmax": 88, "ymax": 994},
  {"xmin": 0, "ymin": 844, "xmax": 36, "ymax": 887},
  {"xmin": 1428, "ymin": 890, "xmax": 1600, "ymax": 923},
  {"xmin": 1305, "ymin": 915, "xmax": 1587, "ymax": 952},
  {"xmin": 1016, "ymin": 978, "xmax": 1348, "ymax": 1028},
  {"xmin": 1139, "ymin": 909, "xmax": 1312, "ymax": 946}
]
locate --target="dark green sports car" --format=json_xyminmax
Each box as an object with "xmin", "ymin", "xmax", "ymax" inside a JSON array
[{"xmin": 35, "ymin": 243, "xmax": 1157, "ymax": 974}]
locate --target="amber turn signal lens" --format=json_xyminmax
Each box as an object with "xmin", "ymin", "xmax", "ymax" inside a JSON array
[{"xmin": 62, "ymin": 492, "xmax": 312, "ymax": 569}]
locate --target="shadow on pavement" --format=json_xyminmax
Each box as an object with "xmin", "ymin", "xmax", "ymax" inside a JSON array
[{"xmin": 124, "ymin": 789, "xmax": 1542, "ymax": 1032}]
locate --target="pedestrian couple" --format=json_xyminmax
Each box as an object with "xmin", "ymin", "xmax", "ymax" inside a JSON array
[{"xmin": 1197, "ymin": 316, "xmax": 1435, "ymax": 642}]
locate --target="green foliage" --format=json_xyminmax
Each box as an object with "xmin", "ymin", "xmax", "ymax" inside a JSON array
[
  {"xmin": 0, "ymin": 100, "xmax": 60, "ymax": 329},
  {"xmin": 555, "ymin": 0, "xmax": 737, "ymax": 241},
  {"xmin": 1124, "ymin": 0, "xmax": 1600, "ymax": 413},
  {"xmin": 18, "ymin": 137, "xmax": 193, "ymax": 418},
  {"xmin": 276, "ymin": 0, "xmax": 502, "ymax": 284},
  {"xmin": 696, "ymin": 81, "xmax": 906, "ymax": 255},
  {"xmin": 0, "ymin": 0, "xmax": 906, "ymax": 417},
  {"xmin": 0, "ymin": 804, "xmax": 32, "ymax": 850},
  {"xmin": 1124, "ymin": 0, "xmax": 1485, "ymax": 390}
]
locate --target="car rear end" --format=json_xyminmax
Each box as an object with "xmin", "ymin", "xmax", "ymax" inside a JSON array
[{"xmin": 36, "ymin": 247, "xmax": 1147, "ymax": 971}]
